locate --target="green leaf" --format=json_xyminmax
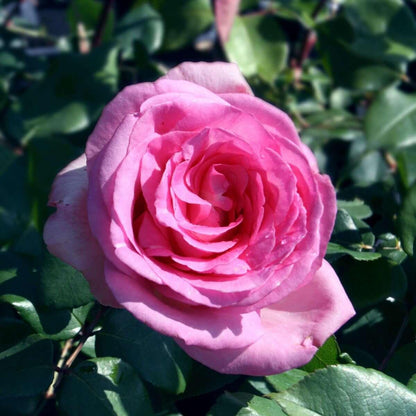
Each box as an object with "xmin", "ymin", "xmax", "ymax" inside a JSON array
[
  {"xmin": 317, "ymin": 17, "xmax": 403, "ymax": 91},
  {"xmin": 0, "ymin": 335, "xmax": 54, "ymax": 398},
  {"xmin": 208, "ymin": 392, "xmax": 286, "ymax": 416},
  {"xmin": 115, "ymin": 4, "xmax": 163, "ymax": 57},
  {"xmin": 224, "ymin": 14, "xmax": 288, "ymax": 84},
  {"xmin": 302, "ymin": 109, "xmax": 363, "ymax": 142},
  {"xmin": 0, "ymin": 294, "xmax": 94, "ymax": 340},
  {"xmin": 344, "ymin": 0, "xmax": 416, "ymax": 63},
  {"xmin": 149, "ymin": 0, "xmax": 213, "ymax": 51},
  {"xmin": 270, "ymin": 0, "xmax": 324, "ymax": 27},
  {"xmin": 326, "ymin": 242, "xmax": 381, "ymax": 261},
  {"xmin": 95, "ymin": 309, "xmax": 193, "ymax": 394},
  {"xmin": 58, "ymin": 357, "xmax": 153, "ymax": 416},
  {"xmin": 181, "ymin": 360, "xmax": 238, "ymax": 398},
  {"xmin": 408, "ymin": 374, "xmax": 416, "ymax": 394},
  {"xmin": 271, "ymin": 365, "xmax": 416, "ymax": 415},
  {"xmin": 329, "ymin": 208, "xmax": 380, "ymax": 261},
  {"xmin": 67, "ymin": 0, "xmax": 114, "ymax": 44},
  {"xmin": 266, "ymin": 369, "xmax": 308, "ymax": 392},
  {"xmin": 4, "ymin": 46, "xmax": 118, "ymax": 141},
  {"xmin": 337, "ymin": 199, "xmax": 372, "ymax": 220},
  {"xmin": 365, "ymin": 88, "xmax": 416, "ymax": 149},
  {"xmin": 386, "ymin": 343, "xmax": 416, "ymax": 385},
  {"xmin": 302, "ymin": 336, "xmax": 341, "ymax": 372},
  {"xmin": 396, "ymin": 145, "xmax": 416, "ymax": 188},
  {"xmin": 0, "ymin": 316, "xmax": 33, "ymax": 353},
  {"xmin": 39, "ymin": 253, "xmax": 93, "ymax": 309},
  {"xmin": 376, "ymin": 233, "xmax": 407, "ymax": 265},
  {"xmin": 0, "ymin": 157, "xmax": 31, "ymax": 244},
  {"xmin": 334, "ymin": 257, "xmax": 400, "ymax": 308},
  {"xmin": 27, "ymin": 138, "xmax": 80, "ymax": 228},
  {"xmin": 398, "ymin": 182, "xmax": 416, "ymax": 256}
]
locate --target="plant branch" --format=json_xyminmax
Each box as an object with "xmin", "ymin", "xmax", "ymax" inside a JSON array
[
  {"xmin": 292, "ymin": 0, "xmax": 328, "ymax": 80},
  {"xmin": 44, "ymin": 305, "xmax": 104, "ymax": 400},
  {"xmin": 92, "ymin": 0, "xmax": 114, "ymax": 48}
]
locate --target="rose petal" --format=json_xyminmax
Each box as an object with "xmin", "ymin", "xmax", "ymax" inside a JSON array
[
  {"xmin": 177, "ymin": 260, "xmax": 355, "ymax": 375},
  {"xmin": 164, "ymin": 61, "xmax": 252, "ymax": 95},
  {"xmin": 43, "ymin": 154, "xmax": 119, "ymax": 307},
  {"xmin": 214, "ymin": 0, "xmax": 241, "ymax": 43},
  {"xmin": 105, "ymin": 261, "xmax": 264, "ymax": 350}
]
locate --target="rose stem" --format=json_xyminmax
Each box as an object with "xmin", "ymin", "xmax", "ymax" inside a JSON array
[
  {"xmin": 44, "ymin": 304, "xmax": 105, "ymax": 400},
  {"xmin": 292, "ymin": 0, "xmax": 328, "ymax": 81}
]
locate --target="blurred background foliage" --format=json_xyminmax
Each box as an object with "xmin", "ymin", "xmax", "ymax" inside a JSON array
[{"xmin": 2, "ymin": 0, "xmax": 416, "ymax": 415}]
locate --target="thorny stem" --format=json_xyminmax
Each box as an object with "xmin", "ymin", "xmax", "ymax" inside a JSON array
[{"xmin": 92, "ymin": 0, "xmax": 114, "ymax": 48}]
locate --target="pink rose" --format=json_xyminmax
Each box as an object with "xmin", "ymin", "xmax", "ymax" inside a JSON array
[{"xmin": 44, "ymin": 62, "xmax": 354, "ymax": 375}]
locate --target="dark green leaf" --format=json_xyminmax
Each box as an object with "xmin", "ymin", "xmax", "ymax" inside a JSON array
[
  {"xmin": 408, "ymin": 374, "xmax": 416, "ymax": 394},
  {"xmin": 334, "ymin": 257, "xmax": 400, "ymax": 308},
  {"xmin": 115, "ymin": 4, "xmax": 163, "ymax": 56},
  {"xmin": 344, "ymin": 0, "xmax": 416, "ymax": 63},
  {"xmin": 4, "ymin": 46, "xmax": 118, "ymax": 141},
  {"xmin": 58, "ymin": 357, "xmax": 153, "ymax": 416},
  {"xmin": 0, "ymin": 294, "xmax": 94, "ymax": 340},
  {"xmin": 150, "ymin": 0, "xmax": 213, "ymax": 51},
  {"xmin": 39, "ymin": 253, "xmax": 93, "ymax": 310},
  {"xmin": 398, "ymin": 182, "xmax": 416, "ymax": 256},
  {"xmin": 317, "ymin": 17, "xmax": 402, "ymax": 91},
  {"xmin": 67, "ymin": 0, "xmax": 114, "ymax": 44},
  {"xmin": 376, "ymin": 233, "xmax": 407, "ymax": 265},
  {"xmin": 181, "ymin": 360, "xmax": 238, "ymax": 398},
  {"xmin": 224, "ymin": 14, "xmax": 288, "ymax": 84},
  {"xmin": 271, "ymin": 365, "xmax": 416, "ymax": 415},
  {"xmin": 208, "ymin": 392, "xmax": 286, "ymax": 416},
  {"xmin": 337, "ymin": 199, "xmax": 372, "ymax": 220},
  {"xmin": 0, "ymin": 335, "xmax": 54, "ymax": 398},
  {"xmin": 386, "ymin": 343, "xmax": 416, "ymax": 385},
  {"xmin": 95, "ymin": 309, "xmax": 193, "ymax": 394},
  {"xmin": 27, "ymin": 138, "xmax": 80, "ymax": 228},
  {"xmin": 266, "ymin": 369, "xmax": 308, "ymax": 392},
  {"xmin": 301, "ymin": 336, "xmax": 341, "ymax": 372}
]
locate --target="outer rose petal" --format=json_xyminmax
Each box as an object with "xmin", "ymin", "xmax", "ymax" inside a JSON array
[
  {"xmin": 164, "ymin": 61, "xmax": 252, "ymax": 95},
  {"xmin": 177, "ymin": 260, "xmax": 355, "ymax": 375},
  {"xmin": 105, "ymin": 261, "xmax": 264, "ymax": 350},
  {"xmin": 215, "ymin": 0, "xmax": 241, "ymax": 43},
  {"xmin": 43, "ymin": 154, "xmax": 119, "ymax": 307}
]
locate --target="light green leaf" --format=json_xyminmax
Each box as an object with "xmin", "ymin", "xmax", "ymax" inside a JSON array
[
  {"xmin": 225, "ymin": 14, "xmax": 288, "ymax": 84},
  {"xmin": 115, "ymin": 4, "xmax": 163, "ymax": 57},
  {"xmin": 366, "ymin": 88, "xmax": 416, "ymax": 149},
  {"xmin": 271, "ymin": 365, "xmax": 416, "ymax": 415},
  {"xmin": 397, "ymin": 182, "xmax": 416, "ymax": 256}
]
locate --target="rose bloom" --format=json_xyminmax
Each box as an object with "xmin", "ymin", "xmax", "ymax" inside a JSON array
[{"xmin": 44, "ymin": 62, "xmax": 354, "ymax": 376}]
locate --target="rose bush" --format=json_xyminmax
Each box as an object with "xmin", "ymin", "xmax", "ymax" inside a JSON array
[{"xmin": 43, "ymin": 62, "xmax": 354, "ymax": 376}]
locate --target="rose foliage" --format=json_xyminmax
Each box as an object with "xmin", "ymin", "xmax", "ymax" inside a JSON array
[{"xmin": 44, "ymin": 62, "xmax": 354, "ymax": 376}]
